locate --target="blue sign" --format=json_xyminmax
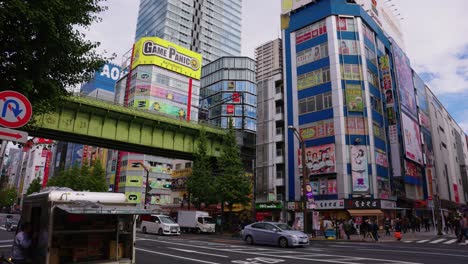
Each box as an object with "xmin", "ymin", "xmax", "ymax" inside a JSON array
[{"xmin": 81, "ymin": 63, "xmax": 125, "ymax": 94}]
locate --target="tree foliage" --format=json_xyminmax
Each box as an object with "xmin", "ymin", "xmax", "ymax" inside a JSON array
[
  {"xmin": 47, "ymin": 160, "xmax": 107, "ymax": 192},
  {"xmin": 26, "ymin": 177, "xmax": 42, "ymax": 195},
  {"xmin": 187, "ymin": 128, "xmax": 216, "ymax": 208},
  {"xmin": 216, "ymin": 120, "xmax": 251, "ymax": 208},
  {"xmin": 0, "ymin": 187, "xmax": 18, "ymax": 207},
  {"xmin": 0, "ymin": 0, "xmax": 110, "ymax": 117}
]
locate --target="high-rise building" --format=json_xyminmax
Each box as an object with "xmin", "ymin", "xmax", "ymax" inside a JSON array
[
  {"xmin": 281, "ymin": 0, "xmax": 467, "ymax": 227},
  {"xmin": 135, "ymin": 0, "xmax": 242, "ymax": 65},
  {"xmin": 200, "ymin": 56, "xmax": 257, "ymax": 173},
  {"xmin": 254, "ymin": 39, "xmax": 286, "ymax": 220},
  {"xmin": 113, "ymin": 37, "xmax": 203, "ymax": 207}
]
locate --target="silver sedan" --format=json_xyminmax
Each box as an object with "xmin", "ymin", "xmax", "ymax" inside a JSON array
[{"xmin": 241, "ymin": 222, "xmax": 309, "ymax": 248}]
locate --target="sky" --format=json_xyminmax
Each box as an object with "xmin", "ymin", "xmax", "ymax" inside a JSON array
[{"xmin": 83, "ymin": 0, "xmax": 468, "ymax": 132}]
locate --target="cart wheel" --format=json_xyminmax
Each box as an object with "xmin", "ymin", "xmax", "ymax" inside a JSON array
[{"xmin": 142, "ymin": 226, "xmax": 147, "ymax": 234}]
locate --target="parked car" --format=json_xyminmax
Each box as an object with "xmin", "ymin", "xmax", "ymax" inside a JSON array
[
  {"xmin": 140, "ymin": 214, "xmax": 180, "ymax": 236},
  {"xmin": 241, "ymin": 222, "xmax": 309, "ymax": 248}
]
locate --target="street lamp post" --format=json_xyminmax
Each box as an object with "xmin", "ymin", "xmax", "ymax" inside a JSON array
[
  {"xmin": 132, "ymin": 162, "xmax": 150, "ymax": 209},
  {"xmin": 288, "ymin": 126, "xmax": 309, "ymax": 233}
]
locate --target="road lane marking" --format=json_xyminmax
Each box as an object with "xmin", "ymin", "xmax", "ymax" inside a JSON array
[
  {"xmin": 403, "ymin": 240, "xmax": 413, "ymax": 243},
  {"xmin": 0, "ymin": 245, "xmax": 11, "ymax": 248},
  {"xmin": 0, "ymin": 240, "xmax": 13, "ymax": 243},
  {"xmin": 429, "ymin": 239, "xmax": 446, "ymax": 244},
  {"xmin": 139, "ymin": 238, "xmax": 422, "ymax": 264},
  {"xmin": 443, "ymin": 239, "xmax": 458, "ymax": 244},
  {"xmin": 416, "ymin": 240, "xmax": 429, "ymax": 243},
  {"xmin": 172, "ymin": 247, "xmax": 228, "ymax": 258},
  {"xmin": 136, "ymin": 247, "xmax": 221, "ymax": 264},
  {"xmin": 357, "ymin": 248, "xmax": 468, "ymax": 258}
]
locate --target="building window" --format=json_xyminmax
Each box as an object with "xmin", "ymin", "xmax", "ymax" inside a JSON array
[
  {"xmin": 295, "ymin": 19, "xmax": 327, "ymax": 45},
  {"xmin": 276, "ymin": 127, "xmax": 283, "ymax": 135},
  {"xmin": 296, "ymin": 43, "xmax": 328, "ymax": 67},
  {"xmin": 336, "ymin": 17, "xmax": 356, "ymax": 32},
  {"xmin": 297, "ymin": 67, "xmax": 330, "ymax": 90},
  {"xmin": 298, "ymin": 93, "xmax": 333, "ymax": 115},
  {"xmin": 276, "ymin": 170, "xmax": 283, "ymax": 179},
  {"xmin": 341, "ymin": 64, "xmax": 362, "ymax": 80},
  {"xmin": 339, "ymin": 40, "xmax": 359, "ymax": 55},
  {"xmin": 365, "ymin": 47, "xmax": 377, "ymax": 66},
  {"xmin": 367, "ymin": 69, "xmax": 379, "ymax": 88},
  {"xmin": 276, "ymin": 147, "xmax": 283, "ymax": 157},
  {"xmin": 185, "ymin": 162, "xmax": 192, "ymax": 168},
  {"xmin": 175, "ymin": 164, "xmax": 182, "ymax": 170},
  {"xmin": 362, "ymin": 23, "xmax": 375, "ymax": 45}
]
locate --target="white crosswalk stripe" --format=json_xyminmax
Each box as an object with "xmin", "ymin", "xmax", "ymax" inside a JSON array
[
  {"xmin": 416, "ymin": 240, "xmax": 429, "ymax": 243},
  {"xmin": 429, "ymin": 238, "xmax": 446, "ymax": 244},
  {"xmin": 443, "ymin": 239, "xmax": 458, "ymax": 244}
]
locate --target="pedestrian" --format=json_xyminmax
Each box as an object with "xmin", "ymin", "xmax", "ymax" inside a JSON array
[
  {"xmin": 370, "ymin": 219, "xmax": 379, "ymax": 242},
  {"xmin": 424, "ymin": 217, "xmax": 430, "ymax": 232},
  {"xmin": 361, "ymin": 219, "xmax": 368, "ymax": 241},
  {"xmin": 384, "ymin": 218, "xmax": 391, "ymax": 236},
  {"xmin": 11, "ymin": 222, "xmax": 33, "ymax": 264},
  {"xmin": 339, "ymin": 220, "xmax": 346, "ymax": 240},
  {"xmin": 394, "ymin": 218, "xmax": 402, "ymax": 241},
  {"xmin": 457, "ymin": 214, "xmax": 468, "ymax": 244},
  {"xmin": 344, "ymin": 220, "xmax": 352, "ymax": 240}
]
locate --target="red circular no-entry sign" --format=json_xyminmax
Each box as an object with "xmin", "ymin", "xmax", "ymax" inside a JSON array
[{"xmin": 0, "ymin": 90, "xmax": 33, "ymax": 128}]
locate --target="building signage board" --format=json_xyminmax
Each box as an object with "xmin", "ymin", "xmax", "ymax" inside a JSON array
[
  {"xmin": 345, "ymin": 199, "xmax": 380, "ymax": 209},
  {"xmin": 401, "ymin": 112, "xmax": 423, "ymax": 164},
  {"xmin": 300, "ymin": 119, "xmax": 334, "ymax": 140},
  {"xmin": 132, "ymin": 37, "xmax": 202, "ymax": 80},
  {"xmin": 351, "ymin": 145, "xmax": 369, "ymax": 192},
  {"xmin": 391, "ymin": 41, "xmax": 417, "ymax": 118},
  {"xmin": 380, "ymin": 200, "xmax": 396, "ymax": 209},
  {"xmin": 314, "ymin": 199, "xmax": 344, "ymax": 210},
  {"xmin": 256, "ymin": 202, "xmax": 283, "ymax": 210},
  {"xmin": 303, "ymin": 144, "xmax": 336, "ymax": 175}
]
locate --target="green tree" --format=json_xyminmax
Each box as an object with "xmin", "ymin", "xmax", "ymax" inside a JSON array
[
  {"xmin": 0, "ymin": 187, "xmax": 18, "ymax": 207},
  {"xmin": 26, "ymin": 177, "xmax": 42, "ymax": 195},
  {"xmin": 0, "ymin": 0, "xmax": 110, "ymax": 117},
  {"xmin": 187, "ymin": 128, "xmax": 217, "ymax": 209},
  {"xmin": 47, "ymin": 161, "xmax": 107, "ymax": 192},
  {"xmin": 216, "ymin": 119, "xmax": 251, "ymax": 232}
]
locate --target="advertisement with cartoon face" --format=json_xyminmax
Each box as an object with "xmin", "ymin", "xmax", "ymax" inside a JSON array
[{"xmin": 304, "ymin": 144, "xmax": 336, "ymax": 175}]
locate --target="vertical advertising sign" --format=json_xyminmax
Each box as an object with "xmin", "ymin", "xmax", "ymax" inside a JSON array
[
  {"xmin": 351, "ymin": 146, "xmax": 369, "ymax": 192},
  {"xmin": 401, "ymin": 113, "xmax": 423, "ymax": 164},
  {"xmin": 391, "ymin": 41, "xmax": 417, "ymax": 117},
  {"xmin": 345, "ymin": 85, "xmax": 364, "ymax": 111}
]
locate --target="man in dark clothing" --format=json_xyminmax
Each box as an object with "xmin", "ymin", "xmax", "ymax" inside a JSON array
[{"xmin": 384, "ymin": 218, "xmax": 391, "ymax": 236}]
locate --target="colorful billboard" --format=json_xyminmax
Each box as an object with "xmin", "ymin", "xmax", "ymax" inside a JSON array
[
  {"xmin": 132, "ymin": 37, "xmax": 202, "ymax": 80},
  {"xmin": 80, "ymin": 62, "xmax": 124, "ymax": 95},
  {"xmin": 345, "ymin": 85, "xmax": 364, "ymax": 111},
  {"xmin": 351, "ymin": 145, "xmax": 369, "ymax": 193},
  {"xmin": 282, "ymin": 0, "xmax": 315, "ymax": 14},
  {"xmin": 402, "ymin": 113, "xmax": 423, "ymax": 164},
  {"xmin": 375, "ymin": 149, "xmax": 388, "ymax": 167},
  {"xmin": 391, "ymin": 41, "xmax": 417, "ymax": 117},
  {"xmin": 300, "ymin": 119, "xmax": 334, "ymax": 140},
  {"xmin": 339, "ymin": 40, "xmax": 359, "ymax": 55},
  {"xmin": 304, "ymin": 144, "xmax": 336, "ymax": 175}
]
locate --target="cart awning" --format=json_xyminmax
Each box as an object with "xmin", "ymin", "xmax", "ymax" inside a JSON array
[
  {"xmin": 347, "ymin": 209, "xmax": 384, "ymax": 216},
  {"xmin": 56, "ymin": 204, "xmax": 152, "ymax": 215}
]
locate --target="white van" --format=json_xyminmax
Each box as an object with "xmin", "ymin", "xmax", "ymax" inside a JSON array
[{"xmin": 140, "ymin": 214, "xmax": 180, "ymax": 236}]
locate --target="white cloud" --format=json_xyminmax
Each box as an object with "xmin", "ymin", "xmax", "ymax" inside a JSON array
[{"xmin": 394, "ymin": 0, "xmax": 468, "ymax": 95}]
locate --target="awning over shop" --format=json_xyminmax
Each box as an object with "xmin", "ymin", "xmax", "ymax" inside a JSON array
[{"xmin": 347, "ymin": 209, "xmax": 384, "ymax": 216}]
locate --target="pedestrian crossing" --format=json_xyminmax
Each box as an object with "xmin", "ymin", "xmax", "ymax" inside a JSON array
[{"xmin": 403, "ymin": 237, "xmax": 467, "ymax": 245}]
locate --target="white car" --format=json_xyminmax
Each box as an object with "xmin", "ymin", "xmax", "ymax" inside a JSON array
[{"xmin": 141, "ymin": 214, "xmax": 180, "ymax": 236}]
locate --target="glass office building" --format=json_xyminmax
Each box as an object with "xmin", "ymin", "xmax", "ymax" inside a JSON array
[{"xmin": 135, "ymin": 0, "xmax": 242, "ymax": 65}]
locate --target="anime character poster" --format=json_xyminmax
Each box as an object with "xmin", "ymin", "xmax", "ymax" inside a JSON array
[
  {"xmin": 304, "ymin": 144, "xmax": 336, "ymax": 175},
  {"xmin": 351, "ymin": 145, "xmax": 369, "ymax": 192},
  {"xmin": 402, "ymin": 113, "xmax": 423, "ymax": 164}
]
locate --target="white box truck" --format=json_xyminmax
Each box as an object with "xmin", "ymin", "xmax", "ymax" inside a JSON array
[
  {"xmin": 16, "ymin": 189, "xmax": 150, "ymax": 264},
  {"xmin": 177, "ymin": 211, "xmax": 215, "ymax": 233}
]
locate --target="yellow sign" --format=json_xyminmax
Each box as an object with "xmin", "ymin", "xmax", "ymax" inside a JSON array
[{"xmin": 132, "ymin": 37, "xmax": 202, "ymax": 80}]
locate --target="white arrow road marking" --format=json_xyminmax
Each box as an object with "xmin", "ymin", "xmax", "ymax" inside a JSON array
[
  {"xmin": 171, "ymin": 248, "xmax": 228, "ymax": 258},
  {"xmin": 136, "ymin": 248, "xmax": 221, "ymax": 264},
  {"xmin": 429, "ymin": 239, "xmax": 446, "ymax": 244}
]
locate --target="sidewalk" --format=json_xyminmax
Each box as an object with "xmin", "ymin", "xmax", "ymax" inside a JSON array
[{"xmin": 309, "ymin": 230, "xmax": 455, "ymax": 242}]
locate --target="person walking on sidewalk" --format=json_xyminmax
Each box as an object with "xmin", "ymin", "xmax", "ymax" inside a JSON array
[
  {"xmin": 457, "ymin": 214, "xmax": 468, "ymax": 244},
  {"xmin": 384, "ymin": 218, "xmax": 391, "ymax": 236},
  {"xmin": 370, "ymin": 219, "xmax": 379, "ymax": 242},
  {"xmin": 394, "ymin": 218, "xmax": 402, "ymax": 241}
]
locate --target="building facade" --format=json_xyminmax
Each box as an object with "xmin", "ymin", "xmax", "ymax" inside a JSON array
[
  {"xmin": 281, "ymin": 0, "xmax": 467, "ymax": 228},
  {"xmin": 254, "ymin": 39, "xmax": 287, "ymax": 221},
  {"xmin": 200, "ymin": 56, "xmax": 257, "ymax": 173},
  {"xmin": 135, "ymin": 0, "xmax": 242, "ymax": 65},
  {"xmin": 113, "ymin": 37, "xmax": 202, "ymax": 207}
]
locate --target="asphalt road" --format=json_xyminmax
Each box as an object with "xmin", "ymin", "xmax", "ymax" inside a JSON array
[
  {"xmin": 135, "ymin": 233, "xmax": 468, "ymax": 264},
  {"xmin": 0, "ymin": 229, "xmax": 466, "ymax": 263}
]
